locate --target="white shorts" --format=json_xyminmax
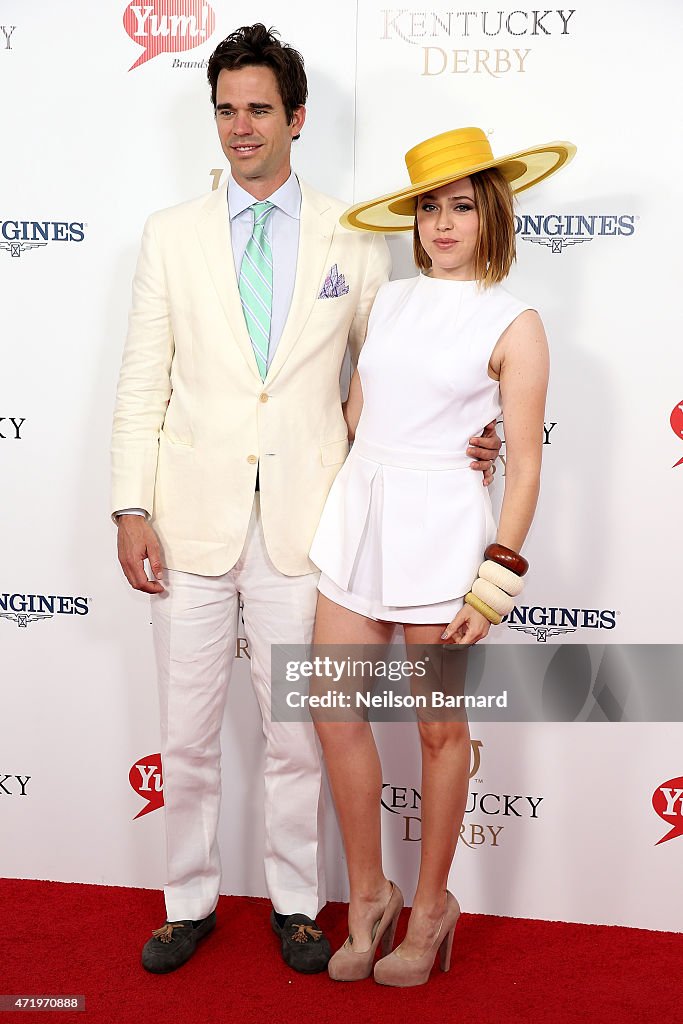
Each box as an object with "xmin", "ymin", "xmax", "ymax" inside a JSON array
[{"xmin": 316, "ymin": 471, "xmax": 464, "ymax": 625}]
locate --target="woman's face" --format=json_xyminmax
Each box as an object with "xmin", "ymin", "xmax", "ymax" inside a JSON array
[{"xmin": 416, "ymin": 177, "xmax": 479, "ymax": 280}]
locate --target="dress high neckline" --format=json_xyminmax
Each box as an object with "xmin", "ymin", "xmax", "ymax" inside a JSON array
[{"xmin": 418, "ymin": 272, "xmax": 479, "ymax": 287}]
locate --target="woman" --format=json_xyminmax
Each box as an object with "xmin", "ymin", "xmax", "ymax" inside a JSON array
[{"xmin": 308, "ymin": 127, "xmax": 575, "ymax": 986}]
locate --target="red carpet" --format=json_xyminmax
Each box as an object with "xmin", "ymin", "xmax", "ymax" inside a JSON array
[{"xmin": 3, "ymin": 878, "xmax": 679, "ymax": 1023}]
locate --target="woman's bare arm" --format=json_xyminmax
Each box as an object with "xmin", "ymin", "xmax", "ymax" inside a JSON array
[
  {"xmin": 495, "ymin": 309, "xmax": 549, "ymax": 552},
  {"xmin": 442, "ymin": 309, "xmax": 548, "ymax": 645},
  {"xmin": 343, "ymin": 369, "xmax": 364, "ymax": 442}
]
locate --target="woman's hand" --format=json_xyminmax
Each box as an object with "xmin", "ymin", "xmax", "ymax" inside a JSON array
[
  {"xmin": 467, "ymin": 419, "xmax": 502, "ymax": 486},
  {"xmin": 441, "ymin": 604, "xmax": 491, "ymax": 645}
]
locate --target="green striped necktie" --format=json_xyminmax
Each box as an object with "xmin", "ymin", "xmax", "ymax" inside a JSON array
[{"xmin": 238, "ymin": 201, "xmax": 274, "ymax": 379}]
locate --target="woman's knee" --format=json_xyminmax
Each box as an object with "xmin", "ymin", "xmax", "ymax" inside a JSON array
[{"xmin": 417, "ymin": 718, "xmax": 469, "ymax": 755}]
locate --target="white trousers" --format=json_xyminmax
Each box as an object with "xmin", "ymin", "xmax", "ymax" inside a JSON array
[{"xmin": 151, "ymin": 496, "xmax": 324, "ymax": 922}]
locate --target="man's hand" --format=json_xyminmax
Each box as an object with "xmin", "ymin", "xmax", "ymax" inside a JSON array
[
  {"xmin": 117, "ymin": 515, "xmax": 165, "ymax": 594},
  {"xmin": 467, "ymin": 419, "xmax": 502, "ymax": 487}
]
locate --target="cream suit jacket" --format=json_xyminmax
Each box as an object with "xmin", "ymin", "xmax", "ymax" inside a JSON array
[{"xmin": 111, "ymin": 179, "xmax": 391, "ymax": 576}]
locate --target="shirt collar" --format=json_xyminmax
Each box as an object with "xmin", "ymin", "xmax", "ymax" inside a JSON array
[{"xmin": 227, "ymin": 172, "xmax": 302, "ymax": 221}]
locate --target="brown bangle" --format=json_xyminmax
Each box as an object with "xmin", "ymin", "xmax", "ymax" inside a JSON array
[{"xmin": 484, "ymin": 543, "xmax": 529, "ymax": 577}]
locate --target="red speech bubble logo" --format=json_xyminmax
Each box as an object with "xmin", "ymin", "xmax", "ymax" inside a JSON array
[
  {"xmin": 671, "ymin": 401, "xmax": 683, "ymax": 468},
  {"xmin": 123, "ymin": 1, "xmax": 216, "ymax": 71},
  {"xmin": 652, "ymin": 776, "xmax": 683, "ymax": 845},
  {"xmin": 129, "ymin": 753, "xmax": 164, "ymax": 819}
]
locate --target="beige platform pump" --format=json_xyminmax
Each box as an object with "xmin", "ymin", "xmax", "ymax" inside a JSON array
[
  {"xmin": 373, "ymin": 891, "xmax": 460, "ymax": 987},
  {"xmin": 327, "ymin": 883, "xmax": 404, "ymax": 982}
]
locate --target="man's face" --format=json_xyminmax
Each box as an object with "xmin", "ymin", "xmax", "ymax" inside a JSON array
[{"xmin": 215, "ymin": 65, "xmax": 305, "ymax": 196}]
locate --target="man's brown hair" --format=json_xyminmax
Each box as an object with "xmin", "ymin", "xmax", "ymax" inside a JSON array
[{"xmin": 207, "ymin": 24, "xmax": 307, "ymax": 139}]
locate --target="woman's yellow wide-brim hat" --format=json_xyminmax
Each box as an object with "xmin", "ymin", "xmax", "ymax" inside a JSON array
[{"xmin": 341, "ymin": 126, "xmax": 576, "ymax": 232}]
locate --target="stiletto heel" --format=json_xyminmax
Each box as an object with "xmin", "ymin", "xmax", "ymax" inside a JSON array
[
  {"xmin": 374, "ymin": 891, "xmax": 460, "ymax": 987},
  {"xmin": 327, "ymin": 883, "xmax": 404, "ymax": 981}
]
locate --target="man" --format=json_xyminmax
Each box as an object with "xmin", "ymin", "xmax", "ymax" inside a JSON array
[{"xmin": 112, "ymin": 23, "xmax": 499, "ymax": 975}]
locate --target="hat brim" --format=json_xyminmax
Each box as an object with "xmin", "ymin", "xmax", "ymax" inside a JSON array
[{"xmin": 340, "ymin": 142, "xmax": 576, "ymax": 232}]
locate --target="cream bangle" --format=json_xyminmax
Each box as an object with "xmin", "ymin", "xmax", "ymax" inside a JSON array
[
  {"xmin": 478, "ymin": 560, "xmax": 525, "ymax": 597},
  {"xmin": 465, "ymin": 591, "xmax": 502, "ymax": 625},
  {"xmin": 472, "ymin": 577, "xmax": 515, "ymax": 616}
]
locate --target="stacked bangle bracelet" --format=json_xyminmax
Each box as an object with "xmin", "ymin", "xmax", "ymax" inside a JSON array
[{"xmin": 464, "ymin": 543, "xmax": 528, "ymax": 626}]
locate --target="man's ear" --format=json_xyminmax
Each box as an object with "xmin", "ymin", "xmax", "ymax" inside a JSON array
[{"xmin": 290, "ymin": 105, "xmax": 306, "ymax": 141}]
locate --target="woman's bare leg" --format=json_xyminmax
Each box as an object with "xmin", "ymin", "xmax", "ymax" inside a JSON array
[
  {"xmin": 399, "ymin": 623, "xmax": 470, "ymax": 957},
  {"xmin": 312, "ymin": 592, "xmax": 394, "ymax": 949}
]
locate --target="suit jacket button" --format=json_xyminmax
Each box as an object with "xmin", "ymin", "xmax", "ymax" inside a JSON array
[
  {"xmin": 259, "ymin": 393, "xmax": 269, "ymax": 403},
  {"xmin": 247, "ymin": 454, "xmax": 258, "ymax": 464}
]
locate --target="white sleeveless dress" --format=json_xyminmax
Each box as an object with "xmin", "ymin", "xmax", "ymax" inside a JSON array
[{"xmin": 309, "ymin": 272, "xmax": 533, "ymax": 623}]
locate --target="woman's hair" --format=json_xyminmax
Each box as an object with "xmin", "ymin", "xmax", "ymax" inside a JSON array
[
  {"xmin": 207, "ymin": 24, "xmax": 307, "ymax": 137},
  {"xmin": 413, "ymin": 167, "xmax": 516, "ymax": 285}
]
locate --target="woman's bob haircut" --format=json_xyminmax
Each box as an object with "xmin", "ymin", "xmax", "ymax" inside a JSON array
[{"xmin": 413, "ymin": 167, "xmax": 516, "ymax": 286}]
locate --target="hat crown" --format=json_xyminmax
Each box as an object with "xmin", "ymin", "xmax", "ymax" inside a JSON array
[{"xmin": 405, "ymin": 127, "xmax": 494, "ymax": 187}]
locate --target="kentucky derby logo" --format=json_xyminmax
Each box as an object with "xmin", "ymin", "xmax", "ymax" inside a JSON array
[
  {"xmin": 130, "ymin": 753, "xmax": 164, "ymax": 819},
  {"xmin": 381, "ymin": 739, "xmax": 542, "ymax": 848},
  {"xmin": 505, "ymin": 605, "xmax": 617, "ymax": 641},
  {"xmin": 0, "ymin": 417, "xmax": 25, "ymax": 440},
  {"xmin": 0, "ymin": 220, "xmax": 85, "ymax": 257},
  {"xmin": 380, "ymin": 8, "xmax": 577, "ymax": 78},
  {"xmin": 0, "ymin": 593, "xmax": 89, "ymax": 628},
  {"xmin": 1, "ymin": 25, "xmax": 16, "ymax": 50},
  {"xmin": 652, "ymin": 777, "xmax": 683, "ymax": 845},
  {"xmin": 670, "ymin": 401, "xmax": 683, "ymax": 469},
  {"xmin": 0, "ymin": 774, "xmax": 31, "ymax": 797},
  {"xmin": 516, "ymin": 213, "xmax": 636, "ymax": 254},
  {"xmin": 123, "ymin": 1, "xmax": 216, "ymax": 71}
]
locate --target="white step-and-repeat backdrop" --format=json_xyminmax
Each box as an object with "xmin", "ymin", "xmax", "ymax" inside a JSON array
[{"xmin": 3, "ymin": 1, "xmax": 683, "ymax": 932}]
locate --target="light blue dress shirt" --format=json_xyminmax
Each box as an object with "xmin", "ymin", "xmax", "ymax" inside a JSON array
[
  {"xmin": 117, "ymin": 173, "xmax": 302, "ymax": 519},
  {"xmin": 228, "ymin": 172, "xmax": 301, "ymax": 370}
]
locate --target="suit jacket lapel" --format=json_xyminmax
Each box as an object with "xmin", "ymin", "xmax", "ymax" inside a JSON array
[
  {"xmin": 195, "ymin": 181, "xmax": 262, "ymax": 383},
  {"xmin": 265, "ymin": 181, "xmax": 334, "ymax": 385}
]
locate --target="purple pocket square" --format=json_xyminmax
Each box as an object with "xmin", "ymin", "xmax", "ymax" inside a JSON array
[{"xmin": 318, "ymin": 264, "xmax": 350, "ymax": 299}]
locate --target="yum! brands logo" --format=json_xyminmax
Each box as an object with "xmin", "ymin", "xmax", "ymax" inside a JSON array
[
  {"xmin": 130, "ymin": 754, "xmax": 164, "ymax": 819},
  {"xmin": 381, "ymin": 740, "xmax": 543, "ymax": 848},
  {"xmin": 123, "ymin": 1, "xmax": 216, "ymax": 71},
  {"xmin": 670, "ymin": 401, "xmax": 683, "ymax": 469},
  {"xmin": 652, "ymin": 777, "xmax": 683, "ymax": 846}
]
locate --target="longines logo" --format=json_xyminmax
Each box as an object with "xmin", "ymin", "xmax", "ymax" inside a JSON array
[
  {"xmin": 504, "ymin": 605, "xmax": 617, "ymax": 642},
  {"xmin": 0, "ymin": 220, "xmax": 86, "ymax": 258},
  {"xmin": 652, "ymin": 777, "xmax": 683, "ymax": 846},
  {"xmin": 379, "ymin": 8, "xmax": 576, "ymax": 77},
  {"xmin": 130, "ymin": 754, "xmax": 163, "ymax": 819},
  {"xmin": 381, "ymin": 740, "xmax": 543, "ymax": 848},
  {"xmin": 123, "ymin": 1, "xmax": 216, "ymax": 71},
  {"xmin": 0, "ymin": 417, "xmax": 25, "ymax": 440},
  {"xmin": 0, "ymin": 593, "xmax": 90, "ymax": 628},
  {"xmin": 516, "ymin": 214, "xmax": 637, "ymax": 254},
  {"xmin": 0, "ymin": 774, "xmax": 31, "ymax": 796},
  {"xmin": 1, "ymin": 25, "xmax": 15, "ymax": 50},
  {"xmin": 670, "ymin": 401, "xmax": 683, "ymax": 469}
]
